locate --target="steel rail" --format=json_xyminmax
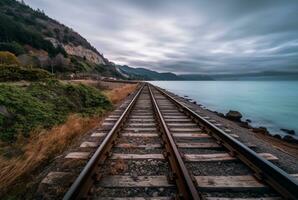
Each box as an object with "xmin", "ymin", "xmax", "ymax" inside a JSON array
[
  {"xmin": 151, "ymin": 84, "xmax": 298, "ymax": 200},
  {"xmin": 148, "ymin": 84, "xmax": 202, "ymax": 200},
  {"xmin": 63, "ymin": 83, "xmax": 145, "ymax": 200}
]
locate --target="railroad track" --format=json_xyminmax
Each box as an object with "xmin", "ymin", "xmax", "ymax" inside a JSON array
[{"xmin": 63, "ymin": 83, "xmax": 298, "ymax": 200}]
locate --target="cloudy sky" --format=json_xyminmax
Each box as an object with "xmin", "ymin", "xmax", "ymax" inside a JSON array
[{"xmin": 25, "ymin": 0, "xmax": 298, "ymax": 74}]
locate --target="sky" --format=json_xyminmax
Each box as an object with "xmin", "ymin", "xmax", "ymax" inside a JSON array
[{"xmin": 24, "ymin": 0, "xmax": 298, "ymax": 74}]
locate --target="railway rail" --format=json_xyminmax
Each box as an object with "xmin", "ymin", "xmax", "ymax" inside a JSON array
[{"xmin": 62, "ymin": 83, "xmax": 298, "ymax": 200}]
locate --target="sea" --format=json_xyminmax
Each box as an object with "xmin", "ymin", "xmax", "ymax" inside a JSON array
[{"xmin": 150, "ymin": 81, "xmax": 298, "ymax": 139}]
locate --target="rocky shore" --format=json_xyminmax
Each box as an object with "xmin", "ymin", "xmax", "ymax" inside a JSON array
[{"xmin": 182, "ymin": 95, "xmax": 298, "ymax": 144}]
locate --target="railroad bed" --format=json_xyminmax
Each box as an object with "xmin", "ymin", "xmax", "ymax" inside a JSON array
[{"xmin": 39, "ymin": 83, "xmax": 298, "ymax": 200}]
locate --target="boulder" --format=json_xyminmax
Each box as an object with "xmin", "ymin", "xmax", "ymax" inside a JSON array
[
  {"xmin": 253, "ymin": 126, "xmax": 269, "ymax": 134},
  {"xmin": 273, "ymin": 134, "xmax": 282, "ymax": 140},
  {"xmin": 216, "ymin": 112, "xmax": 225, "ymax": 118},
  {"xmin": 239, "ymin": 121, "xmax": 251, "ymax": 129},
  {"xmin": 246, "ymin": 119, "xmax": 252, "ymax": 123},
  {"xmin": 225, "ymin": 110, "xmax": 242, "ymax": 121},
  {"xmin": 283, "ymin": 135, "xmax": 298, "ymax": 143},
  {"xmin": 280, "ymin": 128, "xmax": 295, "ymax": 135}
]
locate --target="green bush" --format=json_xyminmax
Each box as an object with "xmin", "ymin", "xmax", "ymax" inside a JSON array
[
  {"xmin": 0, "ymin": 80, "xmax": 111, "ymax": 142},
  {"xmin": 0, "ymin": 42, "xmax": 26, "ymax": 55},
  {"xmin": 0, "ymin": 65, "xmax": 52, "ymax": 81}
]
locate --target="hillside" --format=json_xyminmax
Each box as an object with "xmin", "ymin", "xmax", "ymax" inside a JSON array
[
  {"xmin": 117, "ymin": 65, "xmax": 182, "ymax": 80},
  {"xmin": 0, "ymin": 0, "xmax": 123, "ymax": 77}
]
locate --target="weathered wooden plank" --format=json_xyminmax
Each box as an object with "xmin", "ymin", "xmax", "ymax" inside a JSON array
[
  {"xmin": 129, "ymin": 119, "xmax": 155, "ymax": 122},
  {"xmin": 104, "ymin": 118, "xmax": 118, "ymax": 121},
  {"xmin": 91, "ymin": 132, "xmax": 106, "ymax": 137},
  {"xmin": 116, "ymin": 143, "xmax": 161, "ymax": 148},
  {"xmin": 177, "ymin": 142, "xmax": 255, "ymax": 149},
  {"xmin": 111, "ymin": 153, "xmax": 164, "ymax": 160},
  {"xmin": 195, "ymin": 175, "xmax": 265, "ymax": 188},
  {"xmin": 80, "ymin": 141, "xmax": 98, "ymax": 148},
  {"xmin": 131, "ymin": 113, "xmax": 153, "ymax": 116},
  {"xmin": 173, "ymin": 133, "xmax": 210, "ymax": 138},
  {"xmin": 206, "ymin": 197, "xmax": 281, "ymax": 200},
  {"xmin": 122, "ymin": 133, "xmax": 159, "ymax": 137},
  {"xmin": 185, "ymin": 153, "xmax": 278, "ymax": 162},
  {"xmin": 124, "ymin": 127, "xmax": 157, "ymax": 132},
  {"xmin": 163, "ymin": 116, "xmax": 188, "ymax": 119},
  {"xmin": 161, "ymin": 109, "xmax": 181, "ymax": 112},
  {"xmin": 130, "ymin": 116, "xmax": 154, "ymax": 119},
  {"xmin": 109, "ymin": 115, "xmax": 121, "ymax": 118},
  {"xmin": 165, "ymin": 118, "xmax": 192, "ymax": 122},
  {"xmin": 102, "ymin": 122, "xmax": 115, "ymax": 126},
  {"xmin": 65, "ymin": 152, "xmax": 89, "ymax": 159},
  {"xmin": 170, "ymin": 128, "xmax": 202, "ymax": 132},
  {"xmin": 97, "ymin": 197, "xmax": 171, "ymax": 200},
  {"xmin": 99, "ymin": 176, "xmax": 173, "ymax": 187},
  {"xmin": 167, "ymin": 123, "xmax": 197, "ymax": 127},
  {"xmin": 127, "ymin": 123, "xmax": 156, "ymax": 127}
]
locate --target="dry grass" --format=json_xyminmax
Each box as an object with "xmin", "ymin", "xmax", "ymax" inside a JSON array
[
  {"xmin": 0, "ymin": 114, "xmax": 102, "ymax": 195},
  {"xmin": 104, "ymin": 84, "xmax": 138, "ymax": 104}
]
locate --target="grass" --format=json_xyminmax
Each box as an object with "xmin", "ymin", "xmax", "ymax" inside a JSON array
[
  {"xmin": 0, "ymin": 80, "xmax": 138, "ymax": 198},
  {"xmin": 104, "ymin": 83, "xmax": 137, "ymax": 104}
]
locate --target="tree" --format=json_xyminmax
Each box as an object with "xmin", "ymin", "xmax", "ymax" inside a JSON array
[{"xmin": 0, "ymin": 51, "xmax": 20, "ymax": 65}]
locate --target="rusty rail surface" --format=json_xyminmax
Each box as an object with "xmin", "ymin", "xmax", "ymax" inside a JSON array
[
  {"xmin": 148, "ymin": 84, "xmax": 202, "ymax": 200},
  {"xmin": 63, "ymin": 83, "xmax": 145, "ymax": 200},
  {"xmin": 151, "ymin": 84, "xmax": 298, "ymax": 200}
]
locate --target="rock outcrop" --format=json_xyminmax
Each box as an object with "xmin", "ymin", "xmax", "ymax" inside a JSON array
[
  {"xmin": 64, "ymin": 44, "xmax": 105, "ymax": 65},
  {"xmin": 225, "ymin": 110, "xmax": 242, "ymax": 121},
  {"xmin": 280, "ymin": 128, "xmax": 295, "ymax": 135}
]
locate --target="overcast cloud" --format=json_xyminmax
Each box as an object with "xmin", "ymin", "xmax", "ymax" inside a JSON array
[{"xmin": 25, "ymin": 0, "xmax": 298, "ymax": 74}]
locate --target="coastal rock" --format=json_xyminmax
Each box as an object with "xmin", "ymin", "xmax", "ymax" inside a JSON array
[
  {"xmin": 253, "ymin": 126, "xmax": 269, "ymax": 134},
  {"xmin": 216, "ymin": 112, "xmax": 225, "ymax": 118},
  {"xmin": 246, "ymin": 119, "xmax": 252, "ymax": 123},
  {"xmin": 225, "ymin": 110, "xmax": 242, "ymax": 121},
  {"xmin": 273, "ymin": 134, "xmax": 282, "ymax": 139},
  {"xmin": 283, "ymin": 135, "xmax": 298, "ymax": 143},
  {"xmin": 280, "ymin": 128, "xmax": 295, "ymax": 135},
  {"xmin": 239, "ymin": 121, "xmax": 251, "ymax": 129}
]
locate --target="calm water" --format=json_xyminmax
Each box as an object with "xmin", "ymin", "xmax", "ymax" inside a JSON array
[{"xmin": 150, "ymin": 81, "xmax": 298, "ymax": 138}]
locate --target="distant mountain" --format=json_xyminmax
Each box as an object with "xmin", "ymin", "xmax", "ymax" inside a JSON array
[
  {"xmin": 209, "ymin": 71, "xmax": 298, "ymax": 80},
  {"xmin": 179, "ymin": 74, "xmax": 213, "ymax": 80},
  {"xmin": 117, "ymin": 65, "xmax": 182, "ymax": 80}
]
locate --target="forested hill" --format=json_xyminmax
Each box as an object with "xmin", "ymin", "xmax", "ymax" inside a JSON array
[{"xmin": 0, "ymin": 0, "xmax": 124, "ymax": 77}]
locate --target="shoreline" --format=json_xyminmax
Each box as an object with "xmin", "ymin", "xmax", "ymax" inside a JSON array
[
  {"xmin": 158, "ymin": 87, "xmax": 298, "ymax": 160},
  {"xmin": 181, "ymin": 95, "xmax": 298, "ymax": 143}
]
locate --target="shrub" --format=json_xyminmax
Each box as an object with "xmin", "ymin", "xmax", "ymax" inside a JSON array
[
  {"xmin": 0, "ymin": 65, "xmax": 52, "ymax": 81},
  {"xmin": 0, "ymin": 42, "xmax": 25, "ymax": 55},
  {"xmin": 0, "ymin": 51, "xmax": 20, "ymax": 65},
  {"xmin": 0, "ymin": 80, "xmax": 111, "ymax": 142}
]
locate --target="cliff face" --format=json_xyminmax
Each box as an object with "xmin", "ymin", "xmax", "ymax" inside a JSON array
[{"xmin": 64, "ymin": 44, "xmax": 105, "ymax": 65}]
